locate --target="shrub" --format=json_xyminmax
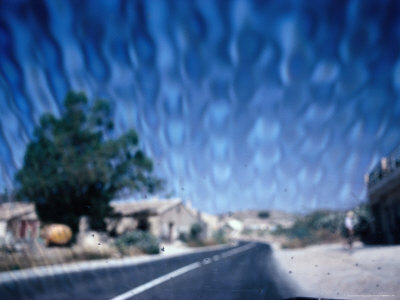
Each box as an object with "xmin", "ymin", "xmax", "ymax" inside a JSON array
[
  {"xmin": 274, "ymin": 210, "xmax": 345, "ymax": 247},
  {"xmin": 213, "ymin": 229, "xmax": 227, "ymax": 244},
  {"xmin": 115, "ymin": 230, "xmax": 160, "ymax": 254},
  {"xmin": 275, "ymin": 205, "xmax": 376, "ymax": 248},
  {"xmin": 242, "ymin": 228, "xmax": 252, "ymax": 236},
  {"xmin": 178, "ymin": 232, "xmax": 189, "ymax": 243},
  {"xmin": 257, "ymin": 230, "xmax": 266, "ymax": 237},
  {"xmin": 190, "ymin": 223, "xmax": 203, "ymax": 240},
  {"xmin": 258, "ymin": 211, "xmax": 270, "ymax": 219}
]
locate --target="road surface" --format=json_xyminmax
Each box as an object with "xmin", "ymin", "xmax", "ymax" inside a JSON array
[{"xmin": 0, "ymin": 242, "xmax": 297, "ymax": 300}]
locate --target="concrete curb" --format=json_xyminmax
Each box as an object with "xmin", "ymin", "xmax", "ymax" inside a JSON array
[{"xmin": 0, "ymin": 243, "xmax": 233, "ymax": 285}]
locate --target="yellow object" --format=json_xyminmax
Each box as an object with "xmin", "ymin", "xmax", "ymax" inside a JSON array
[{"xmin": 45, "ymin": 224, "xmax": 73, "ymax": 245}]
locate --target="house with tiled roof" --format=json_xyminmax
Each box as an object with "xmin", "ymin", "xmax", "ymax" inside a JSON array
[{"xmin": 108, "ymin": 198, "xmax": 203, "ymax": 242}]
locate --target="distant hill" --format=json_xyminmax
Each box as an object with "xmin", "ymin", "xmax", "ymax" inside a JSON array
[{"xmin": 222, "ymin": 209, "xmax": 299, "ymax": 230}]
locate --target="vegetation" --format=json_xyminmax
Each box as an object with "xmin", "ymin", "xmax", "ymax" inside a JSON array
[
  {"xmin": 178, "ymin": 223, "xmax": 226, "ymax": 247},
  {"xmin": 15, "ymin": 92, "xmax": 163, "ymax": 234},
  {"xmin": 257, "ymin": 211, "xmax": 270, "ymax": 219},
  {"xmin": 273, "ymin": 205, "xmax": 375, "ymax": 248},
  {"xmin": 178, "ymin": 223, "xmax": 203, "ymax": 244},
  {"xmin": 0, "ymin": 246, "xmax": 113, "ymax": 272},
  {"xmin": 115, "ymin": 230, "xmax": 160, "ymax": 254},
  {"xmin": 190, "ymin": 223, "xmax": 203, "ymax": 240},
  {"xmin": 241, "ymin": 227, "xmax": 252, "ymax": 236},
  {"xmin": 212, "ymin": 229, "xmax": 227, "ymax": 244},
  {"xmin": 272, "ymin": 210, "xmax": 341, "ymax": 248}
]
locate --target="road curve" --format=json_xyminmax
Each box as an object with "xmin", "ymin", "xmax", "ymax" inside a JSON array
[{"xmin": 0, "ymin": 242, "xmax": 297, "ymax": 300}]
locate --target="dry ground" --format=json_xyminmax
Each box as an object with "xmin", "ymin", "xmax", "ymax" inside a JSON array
[
  {"xmin": 273, "ymin": 242, "xmax": 400, "ymax": 300},
  {"xmin": 0, "ymin": 241, "xmax": 126, "ymax": 272}
]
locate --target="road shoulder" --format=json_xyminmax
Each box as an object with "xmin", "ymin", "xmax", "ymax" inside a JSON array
[
  {"xmin": 272, "ymin": 242, "xmax": 400, "ymax": 299},
  {"xmin": 0, "ymin": 243, "xmax": 232, "ymax": 285}
]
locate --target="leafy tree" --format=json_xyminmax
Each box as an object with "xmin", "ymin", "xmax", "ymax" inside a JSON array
[{"xmin": 15, "ymin": 92, "xmax": 163, "ymax": 233}]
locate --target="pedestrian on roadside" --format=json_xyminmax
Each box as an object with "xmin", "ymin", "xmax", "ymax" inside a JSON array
[{"xmin": 345, "ymin": 211, "xmax": 354, "ymax": 249}]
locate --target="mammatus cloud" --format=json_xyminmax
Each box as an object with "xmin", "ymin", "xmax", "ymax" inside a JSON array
[{"xmin": 0, "ymin": 0, "xmax": 400, "ymax": 213}]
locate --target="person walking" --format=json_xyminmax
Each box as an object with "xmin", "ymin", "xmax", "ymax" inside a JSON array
[{"xmin": 345, "ymin": 211, "xmax": 354, "ymax": 249}]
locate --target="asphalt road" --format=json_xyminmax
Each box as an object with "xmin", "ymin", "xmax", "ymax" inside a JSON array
[{"xmin": 0, "ymin": 242, "xmax": 297, "ymax": 300}]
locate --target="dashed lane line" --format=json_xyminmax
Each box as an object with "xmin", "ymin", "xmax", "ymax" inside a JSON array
[{"xmin": 109, "ymin": 243, "xmax": 255, "ymax": 300}]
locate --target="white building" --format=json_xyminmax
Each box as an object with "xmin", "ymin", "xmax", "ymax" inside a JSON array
[{"xmin": 109, "ymin": 198, "xmax": 217, "ymax": 242}]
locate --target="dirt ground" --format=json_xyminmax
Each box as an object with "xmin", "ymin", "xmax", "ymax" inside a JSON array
[
  {"xmin": 272, "ymin": 241, "xmax": 400, "ymax": 300},
  {"xmin": 0, "ymin": 240, "xmax": 213, "ymax": 272},
  {"xmin": 0, "ymin": 245, "xmax": 115, "ymax": 272}
]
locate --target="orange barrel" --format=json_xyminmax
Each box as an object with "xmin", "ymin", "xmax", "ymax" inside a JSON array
[{"xmin": 45, "ymin": 224, "xmax": 73, "ymax": 245}]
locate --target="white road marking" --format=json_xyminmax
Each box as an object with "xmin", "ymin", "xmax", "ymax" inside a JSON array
[
  {"xmin": 212, "ymin": 255, "xmax": 220, "ymax": 261},
  {"xmin": 202, "ymin": 258, "xmax": 211, "ymax": 264},
  {"xmin": 110, "ymin": 262, "xmax": 201, "ymax": 300},
  {"xmin": 220, "ymin": 243, "xmax": 254, "ymax": 258},
  {"xmin": 109, "ymin": 243, "xmax": 255, "ymax": 300}
]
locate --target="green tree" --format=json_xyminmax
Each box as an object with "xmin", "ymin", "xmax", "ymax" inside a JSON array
[{"xmin": 15, "ymin": 92, "xmax": 163, "ymax": 233}]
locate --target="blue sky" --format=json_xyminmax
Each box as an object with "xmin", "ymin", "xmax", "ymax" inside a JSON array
[{"xmin": 0, "ymin": 0, "xmax": 400, "ymax": 213}]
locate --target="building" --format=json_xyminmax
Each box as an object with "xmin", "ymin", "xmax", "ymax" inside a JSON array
[
  {"xmin": 366, "ymin": 147, "xmax": 400, "ymax": 244},
  {"xmin": 197, "ymin": 211, "xmax": 220, "ymax": 239},
  {"xmin": 109, "ymin": 198, "xmax": 210, "ymax": 242},
  {"xmin": 0, "ymin": 202, "xmax": 40, "ymax": 242}
]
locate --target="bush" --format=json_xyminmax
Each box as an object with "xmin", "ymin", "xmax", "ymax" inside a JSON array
[
  {"xmin": 274, "ymin": 210, "xmax": 345, "ymax": 247},
  {"xmin": 190, "ymin": 223, "xmax": 203, "ymax": 240},
  {"xmin": 178, "ymin": 232, "xmax": 189, "ymax": 243},
  {"xmin": 281, "ymin": 229, "xmax": 341, "ymax": 249},
  {"xmin": 275, "ymin": 205, "xmax": 376, "ymax": 248},
  {"xmin": 258, "ymin": 211, "xmax": 270, "ymax": 219},
  {"xmin": 115, "ymin": 230, "xmax": 160, "ymax": 254},
  {"xmin": 213, "ymin": 229, "xmax": 227, "ymax": 244},
  {"xmin": 181, "ymin": 226, "xmax": 227, "ymax": 247},
  {"xmin": 242, "ymin": 228, "xmax": 252, "ymax": 236}
]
